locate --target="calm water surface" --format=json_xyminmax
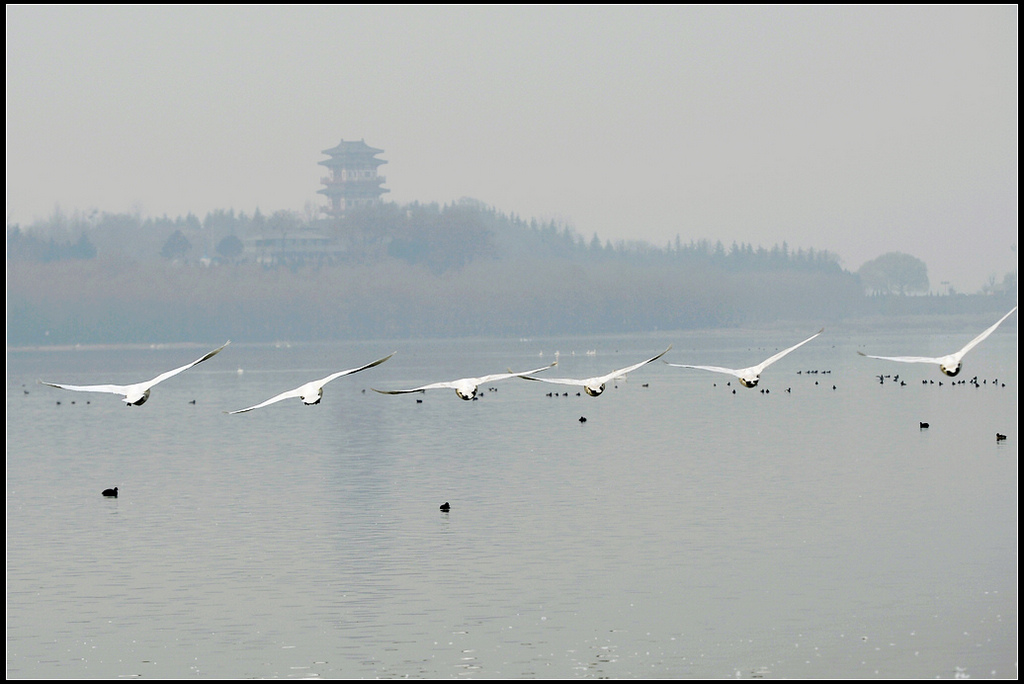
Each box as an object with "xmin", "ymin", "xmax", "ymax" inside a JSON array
[{"xmin": 6, "ymin": 322, "xmax": 1017, "ymax": 678}]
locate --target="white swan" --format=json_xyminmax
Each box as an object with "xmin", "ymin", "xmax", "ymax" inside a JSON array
[
  {"xmin": 519, "ymin": 346, "xmax": 672, "ymax": 396},
  {"xmin": 373, "ymin": 362, "xmax": 557, "ymax": 400},
  {"xmin": 666, "ymin": 329, "xmax": 823, "ymax": 388},
  {"xmin": 226, "ymin": 352, "xmax": 395, "ymax": 414},
  {"xmin": 39, "ymin": 341, "xmax": 230, "ymax": 406},
  {"xmin": 858, "ymin": 306, "xmax": 1017, "ymax": 377}
]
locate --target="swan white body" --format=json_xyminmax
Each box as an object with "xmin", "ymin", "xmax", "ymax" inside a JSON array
[
  {"xmin": 226, "ymin": 352, "xmax": 395, "ymax": 414},
  {"xmin": 520, "ymin": 346, "xmax": 672, "ymax": 396},
  {"xmin": 373, "ymin": 362, "xmax": 557, "ymax": 400},
  {"xmin": 39, "ymin": 341, "xmax": 230, "ymax": 406},
  {"xmin": 858, "ymin": 306, "xmax": 1017, "ymax": 377},
  {"xmin": 666, "ymin": 329, "xmax": 823, "ymax": 388}
]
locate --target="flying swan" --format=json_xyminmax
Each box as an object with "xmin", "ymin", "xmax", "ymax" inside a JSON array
[
  {"xmin": 665, "ymin": 329, "xmax": 823, "ymax": 388},
  {"xmin": 858, "ymin": 306, "xmax": 1017, "ymax": 377},
  {"xmin": 39, "ymin": 341, "xmax": 230, "ymax": 406},
  {"xmin": 518, "ymin": 346, "xmax": 672, "ymax": 396},
  {"xmin": 226, "ymin": 352, "xmax": 395, "ymax": 414},
  {"xmin": 373, "ymin": 362, "xmax": 557, "ymax": 400}
]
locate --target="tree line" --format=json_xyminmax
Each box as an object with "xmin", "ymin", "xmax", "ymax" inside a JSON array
[
  {"xmin": 6, "ymin": 201, "xmax": 1016, "ymax": 345},
  {"xmin": 7, "ymin": 200, "xmax": 851, "ymax": 274}
]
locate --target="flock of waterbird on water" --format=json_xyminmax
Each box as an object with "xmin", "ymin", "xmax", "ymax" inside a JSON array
[{"xmin": 35, "ymin": 305, "xmax": 1016, "ymax": 503}]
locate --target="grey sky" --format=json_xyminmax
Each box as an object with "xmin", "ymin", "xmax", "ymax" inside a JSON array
[{"xmin": 6, "ymin": 5, "xmax": 1017, "ymax": 292}]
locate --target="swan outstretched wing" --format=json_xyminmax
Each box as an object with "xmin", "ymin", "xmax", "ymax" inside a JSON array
[
  {"xmin": 751, "ymin": 328, "xmax": 824, "ymax": 374},
  {"xmin": 142, "ymin": 341, "xmax": 231, "ymax": 390},
  {"xmin": 856, "ymin": 352, "xmax": 942, "ymax": 365},
  {"xmin": 597, "ymin": 346, "xmax": 672, "ymax": 382},
  {"xmin": 664, "ymin": 363, "xmax": 744, "ymax": 378},
  {"xmin": 373, "ymin": 380, "xmax": 457, "ymax": 395},
  {"xmin": 314, "ymin": 352, "xmax": 396, "ymax": 387},
  {"xmin": 475, "ymin": 362, "xmax": 557, "ymax": 385},
  {"xmin": 519, "ymin": 375, "xmax": 589, "ymax": 387},
  {"xmin": 953, "ymin": 307, "xmax": 1017, "ymax": 359},
  {"xmin": 226, "ymin": 387, "xmax": 305, "ymax": 414},
  {"xmin": 37, "ymin": 381, "xmax": 131, "ymax": 395}
]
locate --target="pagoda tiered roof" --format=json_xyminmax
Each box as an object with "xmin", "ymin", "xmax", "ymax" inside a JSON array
[{"xmin": 319, "ymin": 139, "xmax": 386, "ymax": 167}]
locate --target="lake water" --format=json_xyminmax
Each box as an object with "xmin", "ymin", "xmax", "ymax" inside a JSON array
[{"xmin": 6, "ymin": 320, "xmax": 1017, "ymax": 678}]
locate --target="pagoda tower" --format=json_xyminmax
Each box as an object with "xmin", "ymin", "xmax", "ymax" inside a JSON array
[{"xmin": 318, "ymin": 139, "xmax": 389, "ymax": 217}]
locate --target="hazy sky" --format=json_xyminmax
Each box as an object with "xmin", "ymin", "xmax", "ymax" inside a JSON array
[{"xmin": 6, "ymin": 5, "xmax": 1017, "ymax": 292}]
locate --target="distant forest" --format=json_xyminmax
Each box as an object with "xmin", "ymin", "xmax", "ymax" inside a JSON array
[{"xmin": 6, "ymin": 200, "xmax": 1017, "ymax": 345}]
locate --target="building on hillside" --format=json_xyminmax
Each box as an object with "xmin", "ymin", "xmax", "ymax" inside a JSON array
[
  {"xmin": 318, "ymin": 139, "xmax": 388, "ymax": 217},
  {"xmin": 244, "ymin": 231, "xmax": 346, "ymax": 266}
]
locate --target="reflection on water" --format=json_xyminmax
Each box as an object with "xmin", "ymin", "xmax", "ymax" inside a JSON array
[{"xmin": 6, "ymin": 324, "xmax": 1017, "ymax": 678}]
